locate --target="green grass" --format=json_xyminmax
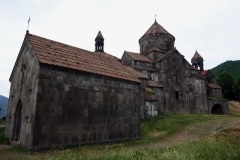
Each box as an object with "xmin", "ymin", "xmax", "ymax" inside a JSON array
[
  {"xmin": 30, "ymin": 137, "xmax": 240, "ymax": 160},
  {"xmin": 138, "ymin": 112, "xmax": 225, "ymax": 143},
  {"xmin": 0, "ymin": 119, "xmax": 6, "ymax": 125},
  {"xmin": 28, "ymin": 113, "xmax": 240, "ymax": 160},
  {"xmin": 1, "ymin": 112, "xmax": 240, "ymax": 159},
  {"xmin": 0, "ymin": 128, "xmax": 8, "ymax": 144}
]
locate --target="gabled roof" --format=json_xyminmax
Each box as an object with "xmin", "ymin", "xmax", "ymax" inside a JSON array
[
  {"xmin": 148, "ymin": 80, "xmax": 165, "ymax": 88},
  {"xmin": 144, "ymin": 92, "xmax": 159, "ymax": 101},
  {"xmin": 207, "ymin": 83, "xmax": 221, "ymax": 89},
  {"xmin": 201, "ymin": 70, "xmax": 215, "ymax": 78},
  {"xmin": 124, "ymin": 51, "xmax": 153, "ymax": 62},
  {"xmin": 95, "ymin": 31, "xmax": 104, "ymax": 39},
  {"xmin": 125, "ymin": 66, "xmax": 147, "ymax": 79},
  {"xmin": 145, "ymin": 47, "xmax": 161, "ymax": 55},
  {"xmin": 201, "ymin": 70, "xmax": 208, "ymax": 76},
  {"xmin": 20, "ymin": 33, "xmax": 140, "ymax": 83},
  {"xmin": 155, "ymin": 48, "xmax": 177, "ymax": 62},
  {"xmin": 140, "ymin": 20, "xmax": 174, "ymax": 39},
  {"xmin": 191, "ymin": 50, "xmax": 203, "ymax": 61}
]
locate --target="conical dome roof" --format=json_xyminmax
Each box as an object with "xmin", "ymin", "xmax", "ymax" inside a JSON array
[
  {"xmin": 191, "ymin": 51, "xmax": 203, "ymax": 61},
  {"xmin": 95, "ymin": 31, "xmax": 104, "ymax": 40},
  {"xmin": 140, "ymin": 20, "xmax": 174, "ymax": 39}
]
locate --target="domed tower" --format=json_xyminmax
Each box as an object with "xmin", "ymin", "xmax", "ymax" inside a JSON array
[
  {"xmin": 191, "ymin": 50, "xmax": 204, "ymax": 71},
  {"xmin": 95, "ymin": 31, "xmax": 104, "ymax": 52},
  {"xmin": 139, "ymin": 20, "xmax": 175, "ymax": 55}
]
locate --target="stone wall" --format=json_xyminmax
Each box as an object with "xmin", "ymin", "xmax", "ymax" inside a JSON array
[
  {"xmin": 155, "ymin": 51, "xmax": 208, "ymax": 114},
  {"xmin": 31, "ymin": 65, "xmax": 142, "ymax": 149},
  {"xmin": 208, "ymin": 87, "xmax": 222, "ymax": 97},
  {"xmin": 5, "ymin": 40, "xmax": 39, "ymax": 147},
  {"xmin": 135, "ymin": 61, "xmax": 152, "ymax": 68},
  {"xmin": 146, "ymin": 51, "xmax": 165, "ymax": 61},
  {"xmin": 121, "ymin": 52, "xmax": 153, "ymax": 68},
  {"xmin": 121, "ymin": 53, "xmax": 132, "ymax": 66},
  {"xmin": 139, "ymin": 34, "xmax": 175, "ymax": 55},
  {"xmin": 207, "ymin": 98, "xmax": 229, "ymax": 114}
]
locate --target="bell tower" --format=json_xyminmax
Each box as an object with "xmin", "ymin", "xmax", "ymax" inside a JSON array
[
  {"xmin": 95, "ymin": 31, "xmax": 104, "ymax": 52},
  {"xmin": 191, "ymin": 50, "xmax": 204, "ymax": 71}
]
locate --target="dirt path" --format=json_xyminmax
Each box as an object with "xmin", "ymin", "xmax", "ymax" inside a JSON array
[{"xmin": 149, "ymin": 117, "xmax": 240, "ymax": 149}]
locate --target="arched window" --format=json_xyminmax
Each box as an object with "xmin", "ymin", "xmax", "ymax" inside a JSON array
[
  {"xmin": 174, "ymin": 74, "xmax": 179, "ymax": 84},
  {"xmin": 12, "ymin": 100, "xmax": 22, "ymax": 141}
]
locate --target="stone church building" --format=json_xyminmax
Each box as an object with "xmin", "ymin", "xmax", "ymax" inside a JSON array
[{"xmin": 5, "ymin": 20, "xmax": 228, "ymax": 150}]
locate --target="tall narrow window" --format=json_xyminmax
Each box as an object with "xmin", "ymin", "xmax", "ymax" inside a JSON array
[
  {"xmin": 174, "ymin": 74, "xmax": 179, "ymax": 84},
  {"xmin": 175, "ymin": 91, "xmax": 179, "ymax": 99}
]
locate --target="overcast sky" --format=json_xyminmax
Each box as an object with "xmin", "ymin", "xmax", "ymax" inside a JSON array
[{"xmin": 0, "ymin": 0, "xmax": 240, "ymax": 97}]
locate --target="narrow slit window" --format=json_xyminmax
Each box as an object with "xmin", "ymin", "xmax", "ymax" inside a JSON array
[{"xmin": 175, "ymin": 91, "xmax": 179, "ymax": 100}]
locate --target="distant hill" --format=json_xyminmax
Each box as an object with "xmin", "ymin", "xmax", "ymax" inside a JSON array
[
  {"xmin": 211, "ymin": 60, "xmax": 240, "ymax": 80},
  {"xmin": 0, "ymin": 95, "xmax": 8, "ymax": 118}
]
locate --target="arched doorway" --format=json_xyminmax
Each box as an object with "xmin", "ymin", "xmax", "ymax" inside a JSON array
[
  {"xmin": 188, "ymin": 87, "xmax": 196, "ymax": 113},
  {"xmin": 211, "ymin": 104, "xmax": 224, "ymax": 114},
  {"xmin": 12, "ymin": 100, "xmax": 22, "ymax": 141}
]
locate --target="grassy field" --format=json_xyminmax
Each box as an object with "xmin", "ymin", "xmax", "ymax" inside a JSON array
[
  {"xmin": 1, "ymin": 101, "xmax": 240, "ymax": 160},
  {"xmin": 0, "ymin": 119, "xmax": 6, "ymax": 125},
  {"xmin": 26, "ymin": 115, "xmax": 240, "ymax": 160}
]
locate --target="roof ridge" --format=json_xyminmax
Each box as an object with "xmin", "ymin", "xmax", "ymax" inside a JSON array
[
  {"xmin": 124, "ymin": 51, "xmax": 153, "ymax": 62},
  {"xmin": 27, "ymin": 33, "xmax": 140, "ymax": 83},
  {"xmin": 28, "ymin": 33, "xmax": 93, "ymax": 53}
]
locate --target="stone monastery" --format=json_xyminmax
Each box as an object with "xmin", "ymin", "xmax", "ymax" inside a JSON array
[{"xmin": 5, "ymin": 20, "xmax": 228, "ymax": 150}]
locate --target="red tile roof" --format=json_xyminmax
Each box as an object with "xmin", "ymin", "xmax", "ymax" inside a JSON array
[
  {"xmin": 27, "ymin": 34, "xmax": 140, "ymax": 83},
  {"xmin": 200, "ymin": 70, "xmax": 215, "ymax": 78},
  {"xmin": 144, "ymin": 92, "xmax": 159, "ymax": 101},
  {"xmin": 125, "ymin": 66, "xmax": 147, "ymax": 79},
  {"xmin": 148, "ymin": 80, "xmax": 165, "ymax": 88},
  {"xmin": 124, "ymin": 51, "xmax": 153, "ymax": 62},
  {"xmin": 207, "ymin": 83, "xmax": 221, "ymax": 89},
  {"xmin": 140, "ymin": 20, "xmax": 174, "ymax": 39},
  {"xmin": 191, "ymin": 51, "xmax": 203, "ymax": 61},
  {"xmin": 201, "ymin": 70, "xmax": 208, "ymax": 75}
]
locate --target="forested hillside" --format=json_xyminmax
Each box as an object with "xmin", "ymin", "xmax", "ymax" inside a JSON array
[
  {"xmin": 0, "ymin": 95, "xmax": 8, "ymax": 118},
  {"xmin": 211, "ymin": 60, "xmax": 240, "ymax": 80}
]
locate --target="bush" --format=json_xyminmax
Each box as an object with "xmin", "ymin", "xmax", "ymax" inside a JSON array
[{"xmin": 1, "ymin": 116, "xmax": 6, "ymax": 121}]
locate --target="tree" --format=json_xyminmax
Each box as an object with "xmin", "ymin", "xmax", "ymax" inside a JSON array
[
  {"xmin": 217, "ymin": 71, "xmax": 234, "ymax": 100},
  {"xmin": 233, "ymin": 76, "xmax": 240, "ymax": 100}
]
